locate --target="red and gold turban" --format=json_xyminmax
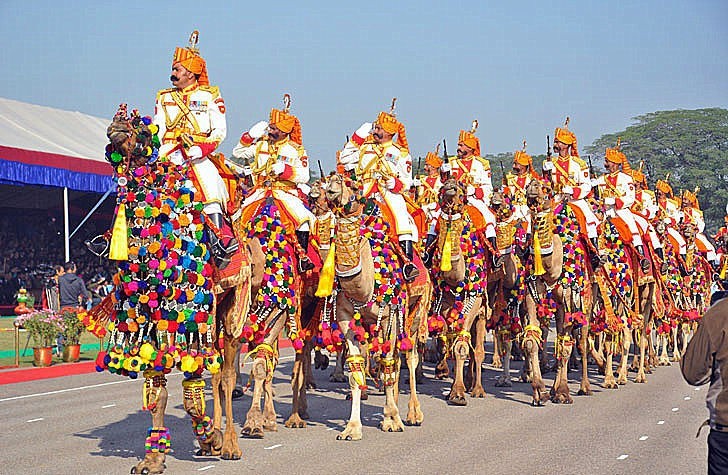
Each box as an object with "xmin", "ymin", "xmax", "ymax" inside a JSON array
[
  {"xmin": 425, "ymin": 145, "xmax": 443, "ymax": 168},
  {"xmin": 172, "ymin": 31, "xmax": 209, "ymax": 86},
  {"xmin": 554, "ymin": 117, "xmax": 578, "ymax": 157},
  {"xmin": 458, "ymin": 130, "xmax": 481, "ymax": 157},
  {"xmin": 605, "ymin": 147, "xmax": 626, "ymax": 164},
  {"xmin": 376, "ymin": 111, "xmax": 409, "ymax": 151},
  {"xmin": 656, "ymin": 179, "xmax": 673, "ymax": 196},
  {"xmin": 270, "ymin": 108, "xmax": 302, "ymax": 145}
]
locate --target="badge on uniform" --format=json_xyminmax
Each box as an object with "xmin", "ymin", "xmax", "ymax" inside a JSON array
[
  {"xmin": 385, "ymin": 152, "xmax": 396, "ymax": 164},
  {"xmin": 189, "ymin": 100, "xmax": 208, "ymax": 113}
]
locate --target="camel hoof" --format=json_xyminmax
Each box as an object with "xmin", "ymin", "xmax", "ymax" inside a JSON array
[
  {"xmin": 494, "ymin": 378, "xmax": 512, "ymax": 388},
  {"xmin": 221, "ymin": 452, "xmax": 241, "ymax": 461},
  {"xmin": 405, "ymin": 420, "xmax": 422, "ymax": 427},
  {"xmin": 241, "ymin": 427, "xmax": 264, "ymax": 439},
  {"xmin": 577, "ymin": 389, "xmax": 593, "ymax": 396},
  {"xmin": 635, "ymin": 375, "xmax": 647, "ymax": 384},
  {"xmin": 447, "ymin": 395, "xmax": 468, "ymax": 406}
]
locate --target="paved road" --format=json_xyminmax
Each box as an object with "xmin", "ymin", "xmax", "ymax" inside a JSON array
[{"xmin": 0, "ymin": 348, "xmax": 709, "ymax": 475}]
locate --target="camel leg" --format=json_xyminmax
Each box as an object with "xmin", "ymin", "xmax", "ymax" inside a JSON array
[
  {"xmin": 539, "ymin": 323, "xmax": 551, "ymax": 373},
  {"xmin": 380, "ymin": 353, "xmax": 405, "ymax": 432},
  {"xmin": 262, "ymin": 374, "xmax": 277, "ymax": 432},
  {"xmin": 495, "ymin": 331, "xmax": 512, "ymax": 388},
  {"xmin": 219, "ymin": 335, "xmax": 242, "ymax": 460},
  {"xmin": 131, "ymin": 372, "xmax": 169, "ymax": 474},
  {"xmin": 671, "ymin": 325, "xmax": 681, "ymax": 362},
  {"xmin": 470, "ymin": 317, "xmax": 487, "ymax": 397},
  {"xmin": 550, "ymin": 333, "xmax": 574, "ymax": 404},
  {"xmin": 491, "ymin": 330, "xmax": 503, "ymax": 369},
  {"xmin": 330, "ymin": 347, "xmax": 348, "ymax": 382},
  {"xmin": 523, "ymin": 329, "xmax": 547, "ymax": 405},
  {"xmin": 680, "ymin": 323, "xmax": 691, "ymax": 356},
  {"xmin": 285, "ymin": 349, "xmax": 308, "ymax": 428},
  {"xmin": 616, "ymin": 328, "xmax": 631, "ymax": 385},
  {"xmin": 435, "ymin": 336, "xmax": 450, "ymax": 379},
  {"xmin": 603, "ymin": 335, "xmax": 618, "ymax": 389},
  {"xmin": 448, "ymin": 332, "xmax": 470, "ymax": 406},
  {"xmin": 181, "ymin": 377, "xmax": 224, "ymax": 457},
  {"xmin": 577, "ymin": 325, "xmax": 592, "ymax": 396},
  {"xmin": 337, "ymin": 339, "xmax": 364, "ymax": 441},
  {"xmin": 241, "ymin": 356, "xmax": 267, "ymax": 438},
  {"xmin": 658, "ymin": 332, "xmax": 671, "ymax": 366},
  {"xmin": 404, "ymin": 348, "xmax": 424, "ymax": 426},
  {"xmin": 635, "ymin": 327, "xmax": 648, "ymax": 383}
]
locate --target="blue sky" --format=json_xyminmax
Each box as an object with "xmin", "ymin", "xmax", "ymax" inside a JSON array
[{"xmin": 1, "ymin": 0, "xmax": 726, "ymax": 169}]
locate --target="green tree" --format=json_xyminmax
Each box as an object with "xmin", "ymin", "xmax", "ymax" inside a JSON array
[{"xmin": 585, "ymin": 108, "xmax": 728, "ymax": 235}]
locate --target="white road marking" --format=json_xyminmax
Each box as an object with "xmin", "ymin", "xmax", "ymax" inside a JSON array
[
  {"xmin": 326, "ymin": 427, "xmax": 337, "ymax": 431},
  {"xmin": 197, "ymin": 465, "xmax": 215, "ymax": 471},
  {"xmin": 264, "ymin": 444, "xmax": 282, "ymax": 450},
  {"xmin": 26, "ymin": 417, "xmax": 43, "ymax": 423},
  {"xmin": 672, "ymin": 407, "xmax": 679, "ymax": 412},
  {"xmin": 657, "ymin": 420, "xmax": 665, "ymax": 425},
  {"xmin": 684, "ymin": 396, "xmax": 691, "ymax": 401},
  {"xmin": 102, "ymin": 403, "xmax": 116, "ymax": 408},
  {"xmin": 639, "ymin": 435, "xmax": 649, "ymax": 441},
  {"xmin": 617, "ymin": 454, "xmax": 629, "ymax": 460},
  {"xmin": 695, "ymin": 387, "xmax": 701, "ymax": 391}
]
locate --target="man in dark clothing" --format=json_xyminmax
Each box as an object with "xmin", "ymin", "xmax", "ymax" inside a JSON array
[
  {"xmin": 58, "ymin": 262, "xmax": 90, "ymax": 310},
  {"xmin": 681, "ymin": 296, "xmax": 728, "ymax": 475}
]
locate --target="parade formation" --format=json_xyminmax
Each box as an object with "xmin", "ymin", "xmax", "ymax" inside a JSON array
[{"xmin": 77, "ymin": 32, "xmax": 725, "ymax": 473}]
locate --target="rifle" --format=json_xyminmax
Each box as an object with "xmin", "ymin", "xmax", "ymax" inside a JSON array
[
  {"xmin": 542, "ymin": 134, "xmax": 553, "ymax": 181},
  {"xmin": 587, "ymin": 154, "xmax": 600, "ymax": 201},
  {"xmin": 411, "ymin": 156, "xmax": 422, "ymax": 201},
  {"xmin": 441, "ymin": 139, "xmax": 451, "ymax": 180},
  {"xmin": 317, "ymin": 159, "xmax": 325, "ymax": 181},
  {"xmin": 499, "ymin": 160, "xmax": 507, "ymax": 188}
]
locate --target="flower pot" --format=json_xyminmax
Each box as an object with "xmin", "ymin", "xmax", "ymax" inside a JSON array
[
  {"xmin": 33, "ymin": 346, "xmax": 54, "ymax": 367},
  {"xmin": 62, "ymin": 343, "xmax": 81, "ymax": 363}
]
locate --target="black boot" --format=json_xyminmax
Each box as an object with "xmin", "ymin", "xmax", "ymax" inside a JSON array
[
  {"xmin": 422, "ymin": 233, "xmax": 437, "ymax": 268},
  {"xmin": 208, "ymin": 213, "xmax": 239, "ymax": 270},
  {"xmin": 400, "ymin": 240, "xmax": 420, "ymax": 282},
  {"xmin": 655, "ymin": 247, "xmax": 668, "ymax": 274},
  {"xmin": 636, "ymin": 244, "xmax": 651, "ymax": 272},
  {"xmin": 295, "ymin": 230, "xmax": 315, "ymax": 272},
  {"xmin": 488, "ymin": 236, "xmax": 500, "ymax": 268},
  {"xmin": 589, "ymin": 237, "xmax": 602, "ymax": 269}
]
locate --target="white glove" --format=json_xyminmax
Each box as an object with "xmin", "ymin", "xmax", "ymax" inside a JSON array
[
  {"xmin": 270, "ymin": 162, "xmax": 286, "ymax": 176},
  {"xmin": 354, "ymin": 122, "xmax": 372, "ymax": 139},
  {"xmin": 187, "ymin": 145, "xmax": 203, "ymax": 160},
  {"xmin": 298, "ymin": 183, "xmax": 311, "ymax": 195},
  {"xmin": 249, "ymin": 121, "xmax": 269, "ymax": 140},
  {"xmin": 467, "ymin": 185, "xmax": 475, "ymax": 196},
  {"xmin": 168, "ymin": 149, "xmax": 185, "ymax": 164},
  {"xmin": 386, "ymin": 176, "xmax": 397, "ymax": 190},
  {"xmin": 243, "ymin": 166, "xmax": 253, "ymax": 176},
  {"xmin": 440, "ymin": 163, "xmax": 452, "ymax": 173},
  {"xmin": 591, "ymin": 178, "xmax": 601, "ymax": 187},
  {"xmin": 604, "ymin": 196, "xmax": 616, "ymax": 206},
  {"xmin": 412, "ymin": 178, "xmax": 421, "ymax": 187},
  {"xmin": 562, "ymin": 185, "xmax": 574, "ymax": 195},
  {"xmin": 542, "ymin": 160, "xmax": 555, "ymax": 171},
  {"xmin": 343, "ymin": 162, "xmax": 357, "ymax": 171}
]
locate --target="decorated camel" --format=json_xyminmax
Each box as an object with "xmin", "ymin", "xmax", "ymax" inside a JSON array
[
  {"xmin": 519, "ymin": 179, "xmax": 595, "ymax": 405},
  {"xmin": 80, "ymin": 106, "xmax": 248, "ymax": 473},
  {"xmin": 425, "ymin": 178, "xmax": 489, "ymax": 404},
  {"xmin": 318, "ymin": 172, "xmax": 431, "ymax": 440}
]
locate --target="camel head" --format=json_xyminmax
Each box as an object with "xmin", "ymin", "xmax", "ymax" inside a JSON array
[
  {"xmin": 490, "ymin": 189, "xmax": 513, "ymax": 221},
  {"xmin": 325, "ymin": 172, "xmax": 363, "ymax": 217},
  {"xmin": 439, "ymin": 178, "xmax": 466, "ymax": 215},
  {"xmin": 682, "ymin": 221, "xmax": 698, "ymax": 241},
  {"xmin": 308, "ymin": 177, "xmax": 330, "ymax": 217},
  {"xmin": 525, "ymin": 178, "xmax": 553, "ymax": 213},
  {"xmin": 106, "ymin": 104, "xmax": 155, "ymax": 171}
]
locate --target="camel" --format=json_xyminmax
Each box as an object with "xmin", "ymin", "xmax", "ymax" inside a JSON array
[
  {"xmin": 427, "ymin": 178, "xmax": 489, "ymax": 404},
  {"xmin": 593, "ymin": 214, "xmax": 655, "ymax": 388},
  {"xmin": 91, "ymin": 107, "xmax": 247, "ymax": 474},
  {"xmin": 488, "ymin": 190, "xmax": 525, "ymax": 388},
  {"xmin": 322, "ymin": 172, "xmax": 430, "ymax": 440}
]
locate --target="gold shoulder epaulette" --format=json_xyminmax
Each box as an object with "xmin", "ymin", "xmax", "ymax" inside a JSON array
[
  {"xmin": 156, "ymin": 87, "xmax": 176, "ymax": 99},
  {"xmin": 198, "ymin": 85, "xmax": 221, "ymax": 98},
  {"xmin": 474, "ymin": 155, "xmax": 491, "ymax": 169},
  {"xmin": 573, "ymin": 156, "xmax": 587, "ymax": 169}
]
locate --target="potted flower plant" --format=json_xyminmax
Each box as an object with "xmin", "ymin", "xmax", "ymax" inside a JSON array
[
  {"xmin": 60, "ymin": 309, "xmax": 86, "ymax": 362},
  {"xmin": 15, "ymin": 310, "xmax": 62, "ymax": 366}
]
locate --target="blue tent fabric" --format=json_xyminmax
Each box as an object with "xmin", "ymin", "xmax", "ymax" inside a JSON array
[{"xmin": 0, "ymin": 159, "xmax": 113, "ymax": 193}]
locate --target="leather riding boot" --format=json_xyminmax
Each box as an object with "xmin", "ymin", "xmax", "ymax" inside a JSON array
[
  {"xmin": 422, "ymin": 233, "xmax": 438, "ymax": 268},
  {"xmin": 400, "ymin": 240, "xmax": 420, "ymax": 282},
  {"xmin": 208, "ymin": 213, "xmax": 239, "ymax": 270},
  {"xmin": 295, "ymin": 230, "xmax": 315, "ymax": 272},
  {"xmin": 636, "ymin": 244, "xmax": 651, "ymax": 272},
  {"xmin": 589, "ymin": 237, "xmax": 602, "ymax": 269},
  {"xmin": 655, "ymin": 247, "xmax": 668, "ymax": 274},
  {"xmin": 488, "ymin": 236, "xmax": 500, "ymax": 268}
]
